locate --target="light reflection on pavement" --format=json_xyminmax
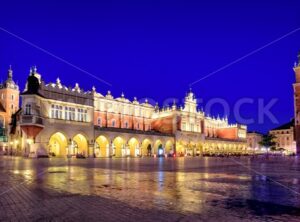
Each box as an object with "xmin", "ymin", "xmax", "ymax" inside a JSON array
[{"xmin": 1, "ymin": 156, "xmax": 300, "ymax": 221}]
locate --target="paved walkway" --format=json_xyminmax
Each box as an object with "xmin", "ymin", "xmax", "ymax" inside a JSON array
[{"xmin": 0, "ymin": 156, "xmax": 300, "ymax": 221}]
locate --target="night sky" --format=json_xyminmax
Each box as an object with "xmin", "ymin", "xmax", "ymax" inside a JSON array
[{"xmin": 0, "ymin": 0, "xmax": 300, "ymax": 133}]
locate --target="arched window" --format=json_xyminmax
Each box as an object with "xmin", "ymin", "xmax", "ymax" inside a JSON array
[
  {"xmin": 125, "ymin": 121, "xmax": 128, "ymax": 128},
  {"xmin": 97, "ymin": 117, "xmax": 102, "ymax": 127},
  {"xmin": 137, "ymin": 123, "xmax": 140, "ymax": 130},
  {"xmin": 11, "ymin": 94, "xmax": 14, "ymax": 100},
  {"xmin": 25, "ymin": 104, "xmax": 31, "ymax": 115},
  {"xmin": 111, "ymin": 119, "xmax": 116, "ymax": 127}
]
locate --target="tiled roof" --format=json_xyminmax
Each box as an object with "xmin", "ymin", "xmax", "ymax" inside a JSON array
[{"xmin": 271, "ymin": 119, "xmax": 294, "ymax": 131}]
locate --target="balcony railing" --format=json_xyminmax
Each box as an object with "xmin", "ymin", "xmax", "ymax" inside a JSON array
[{"xmin": 20, "ymin": 115, "xmax": 44, "ymax": 126}]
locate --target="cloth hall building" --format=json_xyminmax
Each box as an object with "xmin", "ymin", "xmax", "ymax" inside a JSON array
[{"xmin": 5, "ymin": 67, "xmax": 247, "ymax": 157}]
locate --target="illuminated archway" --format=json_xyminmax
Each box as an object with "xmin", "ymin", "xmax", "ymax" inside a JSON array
[
  {"xmin": 154, "ymin": 140, "xmax": 163, "ymax": 155},
  {"xmin": 95, "ymin": 135, "xmax": 109, "ymax": 157},
  {"xmin": 49, "ymin": 132, "xmax": 68, "ymax": 156},
  {"xmin": 72, "ymin": 134, "xmax": 88, "ymax": 157},
  {"xmin": 128, "ymin": 137, "xmax": 140, "ymax": 157},
  {"xmin": 141, "ymin": 138, "xmax": 152, "ymax": 156},
  {"xmin": 196, "ymin": 143, "xmax": 203, "ymax": 156},
  {"xmin": 113, "ymin": 137, "xmax": 125, "ymax": 157},
  {"xmin": 165, "ymin": 140, "xmax": 174, "ymax": 154}
]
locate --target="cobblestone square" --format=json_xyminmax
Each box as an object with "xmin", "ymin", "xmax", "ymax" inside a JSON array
[{"xmin": 0, "ymin": 156, "xmax": 300, "ymax": 221}]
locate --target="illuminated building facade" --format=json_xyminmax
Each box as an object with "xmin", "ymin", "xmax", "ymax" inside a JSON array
[
  {"xmin": 269, "ymin": 120, "xmax": 296, "ymax": 155},
  {"xmin": 247, "ymin": 131, "xmax": 263, "ymax": 153},
  {"xmin": 9, "ymin": 67, "xmax": 247, "ymax": 157},
  {"xmin": 0, "ymin": 67, "xmax": 20, "ymax": 153}
]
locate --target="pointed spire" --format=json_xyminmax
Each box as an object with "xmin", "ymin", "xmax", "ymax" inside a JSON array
[
  {"xmin": 121, "ymin": 92, "xmax": 125, "ymax": 98},
  {"xmin": 92, "ymin": 86, "xmax": 96, "ymax": 92},
  {"xmin": 30, "ymin": 66, "xmax": 37, "ymax": 75},
  {"xmin": 74, "ymin": 83, "xmax": 80, "ymax": 92},
  {"xmin": 172, "ymin": 99, "xmax": 177, "ymax": 110},
  {"xmin": 7, "ymin": 65, "xmax": 13, "ymax": 79},
  {"xmin": 154, "ymin": 102, "xmax": 159, "ymax": 111}
]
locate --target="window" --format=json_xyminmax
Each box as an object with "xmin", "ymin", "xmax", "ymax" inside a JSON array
[
  {"xmin": 25, "ymin": 104, "xmax": 31, "ymax": 115},
  {"xmin": 125, "ymin": 121, "xmax": 128, "ymax": 128},
  {"xmin": 70, "ymin": 108, "xmax": 75, "ymax": 120},
  {"xmin": 112, "ymin": 120, "xmax": 116, "ymax": 127},
  {"xmin": 97, "ymin": 117, "xmax": 102, "ymax": 127},
  {"xmin": 191, "ymin": 124, "xmax": 194, "ymax": 132},
  {"xmin": 181, "ymin": 122, "xmax": 186, "ymax": 131},
  {"xmin": 137, "ymin": 123, "xmax": 140, "ymax": 130},
  {"xmin": 65, "ymin": 107, "xmax": 70, "ymax": 120},
  {"xmin": 83, "ymin": 110, "xmax": 87, "ymax": 122},
  {"xmin": 51, "ymin": 105, "xmax": 63, "ymax": 119},
  {"xmin": 64, "ymin": 107, "xmax": 75, "ymax": 121},
  {"xmin": 77, "ymin": 108, "xmax": 87, "ymax": 122},
  {"xmin": 11, "ymin": 94, "xmax": 14, "ymax": 100}
]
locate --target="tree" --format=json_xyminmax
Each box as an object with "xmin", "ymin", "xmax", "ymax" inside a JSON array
[
  {"xmin": 259, "ymin": 134, "xmax": 277, "ymax": 151},
  {"xmin": 277, "ymin": 147, "xmax": 285, "ymax": 154}
]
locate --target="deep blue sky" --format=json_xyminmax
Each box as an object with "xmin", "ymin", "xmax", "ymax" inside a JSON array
[{"xmin": 0, "ymin": 0, "xmax": 300, "ymax": 133}]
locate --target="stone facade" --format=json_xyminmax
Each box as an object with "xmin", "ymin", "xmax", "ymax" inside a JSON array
[
  {"xmin": 269, "ymin": 120, "xmax": 296, "ymax": 154},
  {"xmin": 9, "ymin": 67, "xmax": 247, "ymax": 157},
  {"xmin": 293, "ymin": 52, "xmax": 300, "ymax": 155},
  {"xmin": 0, "ymin": 67, "xmax": 20, "ymax": 153},
  {"xmin": 247, "ymin": 131, "xmax": 263, "ymax": 153}
]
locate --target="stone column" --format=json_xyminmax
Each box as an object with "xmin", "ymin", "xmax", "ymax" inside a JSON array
[
  {"xmin": 109, "ymin": 141, "xmax": 113, "ymax": 157},
  {"xmin": 88, "ymin": 140, "xmax": 95, "ymax": 158}
]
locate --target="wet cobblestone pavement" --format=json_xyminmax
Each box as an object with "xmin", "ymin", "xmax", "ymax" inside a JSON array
[{"xmin": 0, "ymin": 156, "xmax": 300, "ymax": 221}]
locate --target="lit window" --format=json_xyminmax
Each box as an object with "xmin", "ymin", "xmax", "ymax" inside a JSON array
[
  {"xmin": 51, "ymin": 105, "xmax": 63, "ymax": 119},
  {"xmin": 65, "ymin": 107, "xmax": 73, "ymax": 120},
  {"xmin": 77, "ymin": 108, "xmax": 87, "ymax": 122},
  {"xmin": 191, "ymin": 124, "xmax": 194, "ymax": 132},
  {"xmin": 70, "ymin": 108, "xmax": 75, "ymax": 120}
]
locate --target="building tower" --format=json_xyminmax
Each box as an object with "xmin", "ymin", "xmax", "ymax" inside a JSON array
[
  {"xmin": 293, "ymin": 51, "xmax": 300, "ymax": 155},
  {"xmin": 0, "ymin": 66, "xmax": 19, "ymax": 146}
]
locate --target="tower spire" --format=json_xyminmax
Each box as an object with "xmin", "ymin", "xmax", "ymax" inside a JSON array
[{"xmin": 7, "ymin": 65, "xmax": 13, "ymax": 80}]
